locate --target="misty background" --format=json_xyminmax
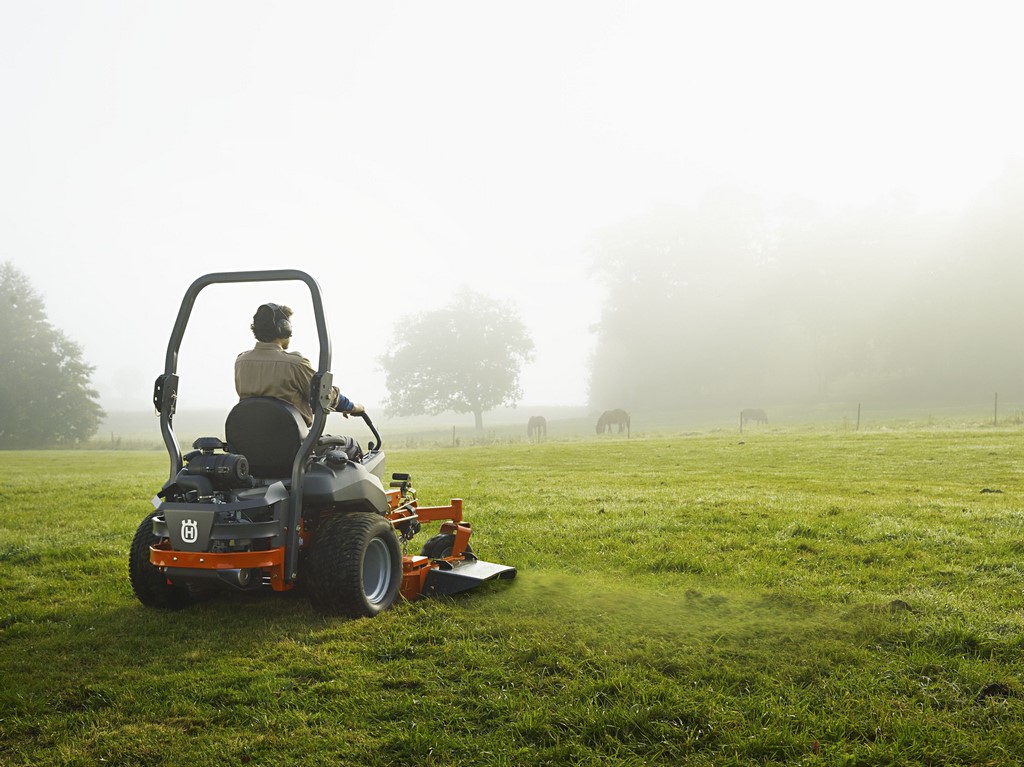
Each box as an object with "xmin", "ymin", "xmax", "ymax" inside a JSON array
[{"xmin": 3, "ymin": 2, "xmax": 1023, "ymax": 426}]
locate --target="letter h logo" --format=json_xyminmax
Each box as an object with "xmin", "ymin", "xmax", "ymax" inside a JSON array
[{"xmin": 181, "ymin": 519, "xmax": 198, "ymax": 544}]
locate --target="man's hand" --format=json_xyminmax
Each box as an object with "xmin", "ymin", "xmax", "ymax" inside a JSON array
[{"xmin": 343, "ymin": 403, "xmax": 365, "ymax": 418}]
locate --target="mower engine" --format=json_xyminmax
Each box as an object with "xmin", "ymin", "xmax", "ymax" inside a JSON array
[
  {"xmin": 165, "ymin": 437, "xmax": 255, "ymax": 502},
  {"xmin": 141, "ymin": 437, "xmax": 289, "ymax": 591}
]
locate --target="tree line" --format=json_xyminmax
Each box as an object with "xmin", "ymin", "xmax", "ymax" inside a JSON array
[
  {"xmin": 6, "ymin": 161, "xmax": 1023, "ymax": 446},
  {"xmin": 0, "ymin": 262, "xmax": 534, "ymax": 445},
  {"xmin": 587, "ymin": 163, "xmax": 1024, "ymax": 412}
]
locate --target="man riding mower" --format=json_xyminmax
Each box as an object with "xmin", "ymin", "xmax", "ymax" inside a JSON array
[{"xmin": 129, "ymin": 269, "xmax": 515, "ymax": 618}]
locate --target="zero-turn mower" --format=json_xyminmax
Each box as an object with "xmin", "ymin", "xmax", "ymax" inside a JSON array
[{"xmin": 129, "ymin": 269, "xmax": 516, "ymax": 617}]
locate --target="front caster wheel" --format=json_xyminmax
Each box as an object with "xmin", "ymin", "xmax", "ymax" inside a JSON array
[{"xmin": 419, "ymin": 532, "xmax": 473, "ymax": 560}]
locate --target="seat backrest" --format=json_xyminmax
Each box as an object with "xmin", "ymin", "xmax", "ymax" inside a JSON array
[{"xmin": 225, "ymin": 397, "xmax": 309, "ymax": 478}]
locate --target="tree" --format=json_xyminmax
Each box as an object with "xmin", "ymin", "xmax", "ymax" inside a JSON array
[
  {"xmin": 0, "ymin": 262, "xmax": 105, "ymax": 447},
  {"xmin": 588, "ymin": 191, "xmax": 771, "ymax": 410},
  {"xmin": 379, "ymin": 290, "xmax": 534, "ymax": 430}
]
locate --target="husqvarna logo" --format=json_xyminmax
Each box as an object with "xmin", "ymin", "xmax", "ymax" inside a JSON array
[{"xmin": 181, "ymin": 519, "xmax": 198, "ymax": 544}]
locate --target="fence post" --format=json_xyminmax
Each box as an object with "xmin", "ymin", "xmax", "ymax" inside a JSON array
[
  {"xmin": 994, "ymin": 392, "xmax": 998, "ymax": 426},
  {"xmin": 856, "ymin": 403, "xmax": 861, "ymax": 431}
]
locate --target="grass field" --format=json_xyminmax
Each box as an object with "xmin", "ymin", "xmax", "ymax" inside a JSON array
[{"xmin": 3, "ymin": 425, "xmax": 1024, "ymax": 765}]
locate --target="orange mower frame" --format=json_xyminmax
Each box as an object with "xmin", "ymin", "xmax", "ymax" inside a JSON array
[{"xmin": 146, "ymin": 495, "xmax": 478, "ymax": 601}]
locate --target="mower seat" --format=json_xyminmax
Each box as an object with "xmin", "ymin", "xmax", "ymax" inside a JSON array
[{"xmin": 225, "ymin": 397, "xmax": 308, "ymax": 479}]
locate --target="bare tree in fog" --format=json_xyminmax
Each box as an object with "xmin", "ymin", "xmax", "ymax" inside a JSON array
[
  {"xmin": 587, "ymin": 190, "xmax": 769, "ymax": 411},
  {"xmin": 765, "ymin": 197, "xmax": 945, "ymax": 401},
  {"xmin": 929, "ymin": 161, "xmax": 1024, "ymax": 398}
]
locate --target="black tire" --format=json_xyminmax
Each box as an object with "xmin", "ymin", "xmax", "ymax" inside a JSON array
[
  {"xmin": 419, "ymin": 532, "xmax": 473, "ymax": 560},
  {"xmin": 307, "ymin": 512, "xmax": 402, "ymax": 618},
  {"xmin": 129, "ymin": 512, "xmax": 194, "ymax": 609}
]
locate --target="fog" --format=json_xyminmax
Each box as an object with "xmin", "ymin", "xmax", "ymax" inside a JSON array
[{"xmin": 3, "ymin": 2, "xmax": 1023, "ymax": 420}]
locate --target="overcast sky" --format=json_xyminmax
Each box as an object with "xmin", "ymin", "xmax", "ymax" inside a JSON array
[{"xmin": 3, "ymin": 1, "xmax": 1022, "ymax": 414}]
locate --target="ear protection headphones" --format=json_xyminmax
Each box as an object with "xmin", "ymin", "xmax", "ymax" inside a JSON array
[{"xmin": 259, "ymin": 303, "xmax": 292, "ymax": 338}]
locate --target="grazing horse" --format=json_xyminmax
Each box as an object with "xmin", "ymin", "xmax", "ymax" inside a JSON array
[
  {"xmin": 596, "ymin": 409, "xmax": 630, "ymax": 437},
  {"xmin": 740, "ymin": 408, "xmax": 768, "ymax": 429},
  {"xmin": 527, "ymin": 415, "xmax": 547, "ymax": 442}
]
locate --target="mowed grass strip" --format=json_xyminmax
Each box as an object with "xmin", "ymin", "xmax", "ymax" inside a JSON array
[{"xmin": 2, "ymin": 429, "xmax": 1024, "ymax": 766}]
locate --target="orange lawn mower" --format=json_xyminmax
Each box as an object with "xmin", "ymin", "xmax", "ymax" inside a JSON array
[{"xmin": 129, "ymin": 269, "xmax": 515, "ymax": 617}]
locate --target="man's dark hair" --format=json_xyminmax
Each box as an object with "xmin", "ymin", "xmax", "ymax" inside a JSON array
[{"xmin": 251, "ymin": 304, "xmax": 293, "ymax": 342}]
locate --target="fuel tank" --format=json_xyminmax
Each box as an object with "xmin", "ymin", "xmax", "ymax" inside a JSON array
[{"xmin": 303, "ymin": 450, "xmax": 388, "ymax": 513}]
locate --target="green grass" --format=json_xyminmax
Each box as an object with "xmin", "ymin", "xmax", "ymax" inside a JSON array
[{"xmin": 3, "ymin": 427, "xmax": 1024, "ymax": 766}]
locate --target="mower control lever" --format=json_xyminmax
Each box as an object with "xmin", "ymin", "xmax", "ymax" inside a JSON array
[{"xmin": 360, "ymin": 412, "xmax": 382, "ymax": 453}]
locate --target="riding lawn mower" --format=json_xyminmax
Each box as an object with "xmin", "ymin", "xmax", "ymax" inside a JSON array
[{"xmin": 129, "ymin": 269, "xmax": 516, "ymax": 617}]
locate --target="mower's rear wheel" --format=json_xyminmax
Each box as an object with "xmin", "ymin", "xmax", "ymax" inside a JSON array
[
  {"xmin": 419, "ymin": 532, "xmax": 473, "ymax": 560},
  {"xmin": 307, "ymin": 512, "xmax": 402, "ymax": 618},
  {"xmin": 129, "ymin": 512, "xmax": 194, "ymax": 609}
]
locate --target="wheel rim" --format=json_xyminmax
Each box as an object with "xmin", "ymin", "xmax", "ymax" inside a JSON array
[{"xmin": 363, "ymin": 537, "xmax": 393, "ymax": 605}]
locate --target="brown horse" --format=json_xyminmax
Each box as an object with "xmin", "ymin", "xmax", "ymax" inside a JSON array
[
  {"xmin": 740, "ymin": 408, "xmax": 768, "ymax": 427},
  {"xmin": 596, "ymin": 409, "xmax": 630, "ymax": 437},
  {"xmin": 527, "ymin": 415, "xmax": 547, "ymax": 442}
]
